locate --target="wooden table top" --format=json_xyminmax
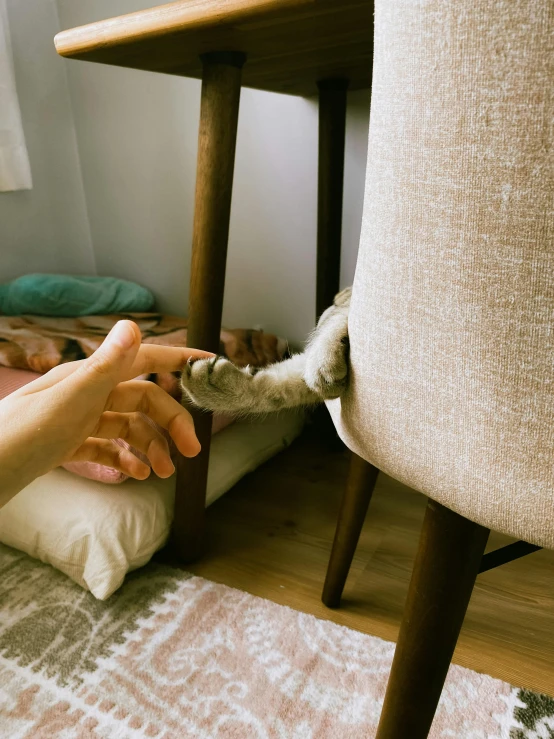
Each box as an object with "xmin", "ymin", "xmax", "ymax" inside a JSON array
[{"xmin": 54, "ymin": 0, "xmax": 372, "ymax": 97}]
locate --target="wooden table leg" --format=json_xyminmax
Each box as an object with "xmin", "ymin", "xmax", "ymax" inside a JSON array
[
  {"xmin": 171, "ymin": 51, "xmax": 246, "ymax": 563},
  {"xmin": 322, "ymin": 454, "xmax": 378, "ymax": 607},
  {"xmin": 312, "ymin": 77, "xmax": 350, "ymax": 444},
  {"xmin": 316, "ymin": 77, "xmax": 349, "ymax": 319}
]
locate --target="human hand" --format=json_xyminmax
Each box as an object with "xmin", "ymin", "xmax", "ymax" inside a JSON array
[{"xmin": 0, "ymin": 320, "xmax": 213, "ymax": 507}]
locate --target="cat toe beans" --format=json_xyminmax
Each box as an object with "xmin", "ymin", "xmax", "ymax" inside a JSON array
[
  {"xmin": 180, "ymin": 356, "xmax": 253, "ymax": 413},
  {"xmin": 180, "ymin": 286, "xmax": 352, "ymax": 413}
]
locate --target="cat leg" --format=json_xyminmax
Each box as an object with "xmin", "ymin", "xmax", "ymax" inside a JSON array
[
  {"xmin": 303, "ymin": 287, "xmax": 351, "ymax": 398},
  {"xmin": 181, "ymin": 353, "xmax": 321, "ymax": 415},
  {"xmin": 181, "ymin": 286, "xmax": 353, "ymax": 413}
]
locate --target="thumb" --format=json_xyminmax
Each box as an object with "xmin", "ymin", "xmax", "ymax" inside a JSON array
[{"xmin": 65, "ymin": 320, "xmax": 141, "ymax": 395}]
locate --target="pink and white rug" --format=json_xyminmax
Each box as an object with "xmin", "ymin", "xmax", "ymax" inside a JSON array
[{"xmin": 0, "ymin": 543, "xmax": 551, "ymax": 738}]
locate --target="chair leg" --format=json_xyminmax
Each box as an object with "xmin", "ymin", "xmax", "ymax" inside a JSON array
[
  {"xmin": 317, "ymin": 80, "xmax": 378, "ymax": 608},
  {"xmin": 322, "ymin": 453, "xmax": 379, "ymax": 608},
  {"xmin": 376, "ymin": 500, "xmax": 490, "ymax": 739},
  {"xmin": 171, "ymin": 51, "xmax": 246, "ymax": 563},
  {"xmin": 316, "ymin": 78, "xmax": 349, "ymax": 319}
]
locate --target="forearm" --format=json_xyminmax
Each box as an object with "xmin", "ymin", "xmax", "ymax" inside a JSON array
[
  {"xmin": 0, "ymin": 469, "xmax": 31, "ymax": 509},
  {"xmin": 0, "ymin": 454, "xmax": 40, "ymax": 509},
  {"xmin": 0, "ymin": 397, "xmax": 53, "ymax": 508}
]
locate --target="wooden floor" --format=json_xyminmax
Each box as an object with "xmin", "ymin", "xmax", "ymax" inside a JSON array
[{"xmin": 176, "ymin": 423, "xmax": 554, "ymax": 697}]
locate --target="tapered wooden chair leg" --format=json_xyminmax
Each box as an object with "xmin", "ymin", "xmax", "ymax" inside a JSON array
[
  {"xmin": 322, "ymin": 454, "xmax": 379, "ymax": 608},
  {"xmin": 172, "ymin": 51, "xmax": 246, "ymax": 563},
  {"xmin": 375, "ymin": 500, "xmax": 490, "ymax": 739}
]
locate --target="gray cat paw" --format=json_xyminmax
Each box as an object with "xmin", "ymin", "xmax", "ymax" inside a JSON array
[
  {"xmin": 303, "ymin": 335, "xmax": 349, "ymax": 399},
  {"xmin": 180, "ymin": 356, "xmax": 249, "ymax": 412}
]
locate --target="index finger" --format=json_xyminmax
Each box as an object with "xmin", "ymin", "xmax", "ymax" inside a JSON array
[
  {"xmin": 12, "ymin": 344, "xmax": 215, "ymax": 397},
  {"xmin": 124, "ymin": 344, "xmax": 215, "ymax": 381}
]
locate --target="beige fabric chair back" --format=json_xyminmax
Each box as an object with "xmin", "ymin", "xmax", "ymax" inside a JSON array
[{"xmin": 329, "ymin": 0, "xmax": 553, "ymax": 547}]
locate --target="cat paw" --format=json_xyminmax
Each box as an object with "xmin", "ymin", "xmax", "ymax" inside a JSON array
[
  {"xmin": 303, "ymin": 335, "xmax": 349, "ymax": 399},
  {"xmin": 180, "ymin": 356, "xmax": 251, "ymax": 413}
]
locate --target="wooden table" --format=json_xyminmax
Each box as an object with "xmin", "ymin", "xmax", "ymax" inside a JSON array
[{"xmin": 55, "ymin": 0, "xmax": 373, "ymax": 568}]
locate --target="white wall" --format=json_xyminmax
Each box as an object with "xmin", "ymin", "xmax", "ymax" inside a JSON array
[
  {"xmin": 0, "ymin": 0, "xmax": 94, "ymax": 281},
  {"xmin": 55, "ymin": 0, "xmax": 369, "ymax": 346}
]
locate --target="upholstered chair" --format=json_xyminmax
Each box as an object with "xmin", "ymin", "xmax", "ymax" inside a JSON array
[{"xmin": 323, "ymin": 0, "xmax": 553, "ymax": 736}]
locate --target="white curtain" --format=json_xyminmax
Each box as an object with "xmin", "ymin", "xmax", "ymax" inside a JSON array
[{"xmin": 0, "ymin": 0, "xmax": 31, "ymax": 192}]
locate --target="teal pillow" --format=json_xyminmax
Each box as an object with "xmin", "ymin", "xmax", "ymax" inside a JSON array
[{"xmin": 0, "ymin": 274, "xmax": 155, "ymax": 316}]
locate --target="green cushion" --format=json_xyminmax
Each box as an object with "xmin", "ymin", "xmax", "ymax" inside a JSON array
[{"xmin": 0, "ymin": 274, "xmax": 155, "ymax": 316}]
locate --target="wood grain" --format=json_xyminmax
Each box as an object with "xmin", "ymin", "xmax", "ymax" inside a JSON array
[
  {"xmin": 186, "ymin": 52, "xmax": 245, "ymax": 354},
  {"xmin": 54, "ymin": 0, "xmax": 373, "ymax": 96},
  {"xmin": 376, "ymin": 501, "xmax": 490, "ymax": 739},
  {"xmin": 160, "ymin": 428, "xmax": 554, "ymax": 696},
  {"xmin": 172, "ymin": 52, "xmax": 244, "ymax": 563}
]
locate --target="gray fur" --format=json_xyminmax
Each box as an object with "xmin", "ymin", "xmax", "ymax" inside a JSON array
[{"xmin": 180, "ymin": 287, "xmax": 351, "ymax": 415}]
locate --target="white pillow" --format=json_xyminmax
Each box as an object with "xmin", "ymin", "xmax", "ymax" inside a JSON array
[{"xmin": 0, "ymin": 412, "xmax": 304, "ymax": 599}]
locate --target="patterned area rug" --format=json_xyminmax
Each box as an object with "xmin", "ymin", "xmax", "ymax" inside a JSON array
[{"xmin": 0, "ymin": 543, "xmax": 552, "ymax": 738}]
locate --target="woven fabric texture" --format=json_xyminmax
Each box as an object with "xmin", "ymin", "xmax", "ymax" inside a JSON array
[{"xmin": 329, "ymin": 0, "xmax": 554, "ymax": 547}]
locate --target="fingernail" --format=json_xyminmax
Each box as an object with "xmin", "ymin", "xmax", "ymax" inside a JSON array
[{"xmin": 109, "ymin": 321, "xmax": 136, "ymax": 349}]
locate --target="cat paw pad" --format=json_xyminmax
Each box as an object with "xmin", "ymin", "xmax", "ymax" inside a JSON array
[{"xmin": 180, "ymin": 356, "xmax": 249, "ymax": 412}]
